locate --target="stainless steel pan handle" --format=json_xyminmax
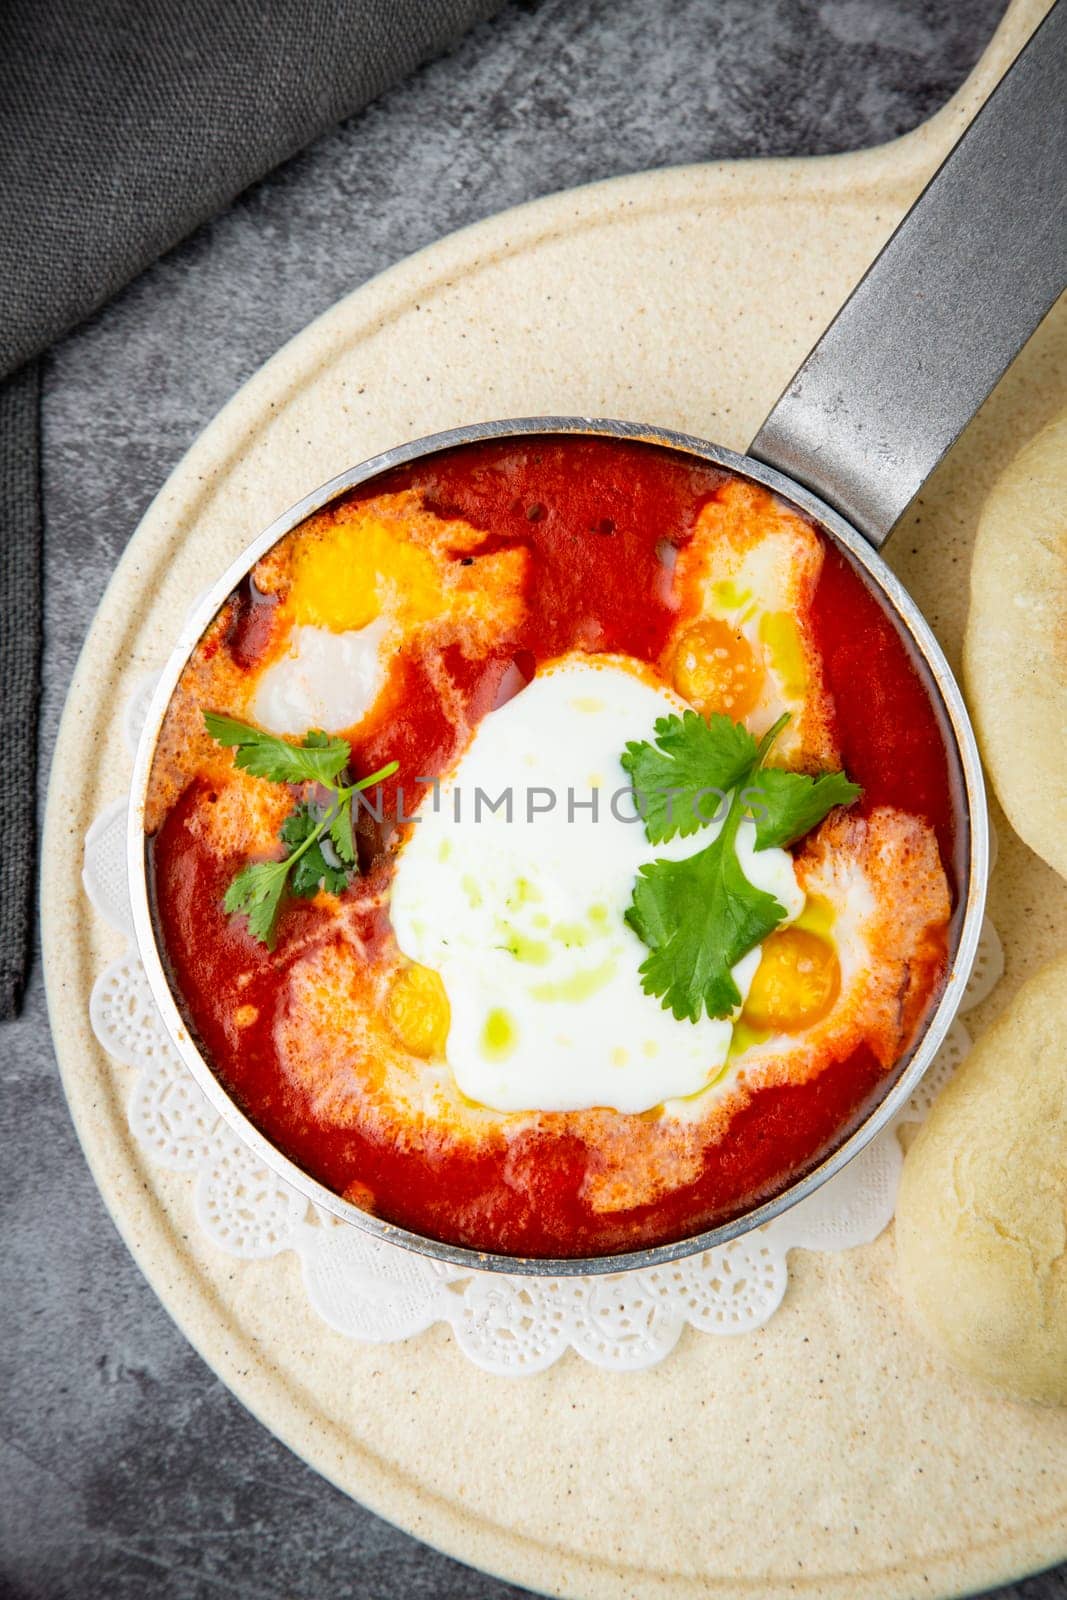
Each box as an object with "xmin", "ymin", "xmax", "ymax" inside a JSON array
[{"xmin": 750, "ymin": 0, "xmax": 1066, "ymax": 548}]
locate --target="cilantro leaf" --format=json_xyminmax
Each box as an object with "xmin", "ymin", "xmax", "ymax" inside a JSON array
[
  {"xmin": 281, "ymin": 803, "xmax": 350, "ymax": 897},
  {"xmin": 327, "ymin": 794, "xmax": 356, "ymax": 865},
  {"xmin": 621, "ymin": 711, "xmax": 758, "ymax": 843},
  {"xmin": 747, "ymin": 768, "xmax": 862, "ymax": 850},
  {"xmin": 204, "ymin": 713, "xmax": 350, "ymax": 786},
  {"xmin": 626, "ymin": 794, "xmax": 786, "ymax": 1021},
  {"xmin": 278, "ymin": 803, "xmax": 317, "ymax": 850},
  {"xmin": 222, "ymin": 859, "xmax": 290, "ymax": 949},
  {"xmin": 291, "ymin": 844, "xmax": 349, "ymax": 898}
]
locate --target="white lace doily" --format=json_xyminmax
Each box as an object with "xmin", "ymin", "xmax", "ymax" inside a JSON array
[{"xmin": 82, "ymin": 674, "xmax": 1002, "ymax": 1376}]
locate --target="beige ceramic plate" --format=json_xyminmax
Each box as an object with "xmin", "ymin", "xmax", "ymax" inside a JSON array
[{"xmin": 45, "ymin": 2, "xmax": 1067, "ymax": 1594}]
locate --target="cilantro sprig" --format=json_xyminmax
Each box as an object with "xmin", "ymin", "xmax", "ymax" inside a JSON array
[
  {"xmin": 623, "ymin": 712, "xmax": 860, "ymax": 1022},
  {"xmin": 204, "ymin": 712, "xmax": 397, "ymax": 948}
]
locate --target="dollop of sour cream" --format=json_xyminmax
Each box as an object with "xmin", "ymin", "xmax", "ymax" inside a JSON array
[{"xmin": 390, "ymin": 656, "xmax": 803, "ymax": 1114}]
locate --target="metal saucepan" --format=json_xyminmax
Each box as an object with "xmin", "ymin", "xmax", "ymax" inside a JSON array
[{"xmin": 127, "ymin": 5, "xmax": 1066, "ymax": 1273}]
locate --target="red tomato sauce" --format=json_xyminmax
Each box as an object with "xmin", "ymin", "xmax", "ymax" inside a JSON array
[{"xmin": 149, "ymin": 436, "xmax": 962, "ymax": 1258}]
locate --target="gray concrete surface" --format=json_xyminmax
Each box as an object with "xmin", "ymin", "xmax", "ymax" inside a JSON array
[{"xmin": 5, "ymin": 2, "xmax": 1065, "ymax": 1596}]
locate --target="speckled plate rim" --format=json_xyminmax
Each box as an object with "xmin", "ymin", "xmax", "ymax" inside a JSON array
[{"xmin": 41, "ymin": 4, "xmax": 1066, "ymax": 1597}]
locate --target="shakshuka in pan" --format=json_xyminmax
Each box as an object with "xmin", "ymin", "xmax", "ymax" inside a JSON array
[{"xmin": 145, "ymin": 436, "xmax": 961, "ymax": 1257}]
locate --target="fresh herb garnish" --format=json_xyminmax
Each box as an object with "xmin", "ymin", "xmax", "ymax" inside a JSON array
[
  {"xmin": 204, "ymin": 713, "xmax": 352, "ymax": 786},
  {"xmin": 204, "ymin": 713, "xmax": 397, "ymax": 948},
  {"xmin": 620, "ymin": 709, "xmax": 757, "ymax": 842},
  {"xmin": 281, "ymin": 802, "xmax": 352, "ymax": 897},
  {"xmin": 623, "ymin": 712, "xmax": 860, "ymax": 1022},
  {"xmin": 748, "ymin": 765, "xmax": 862, "ymax": 850}
]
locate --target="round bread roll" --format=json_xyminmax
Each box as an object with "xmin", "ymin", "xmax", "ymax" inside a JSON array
[
  {"xmin": 964, "ymin": 410, "xmax": 1067, "ymax": 881},
  {"xmin": 896, "ymin": 952, "xmax": 1067, "ymax": 1405}
]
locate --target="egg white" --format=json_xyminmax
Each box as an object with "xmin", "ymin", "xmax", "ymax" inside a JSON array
[
  {"xmin": 251, "ymin": 616, "xmax": 391, "ymax": 736},
  {"xmin": 703, "ymin": 533, "xmax": 811, "ymax": 742}
]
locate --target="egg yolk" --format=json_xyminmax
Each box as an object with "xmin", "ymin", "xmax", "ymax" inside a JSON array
[
  {"xmin": 387, "ymin": 963, "xmax": 451, "ymax": 1058},
  {"xmin": 288, "ymin": 514, "xmax": 443, "ymax": 632},
  {"xmin": 671, "ymin": 618, "xmax": 763, "ymax": 717},
  {"xmin": 741, "ymin": 927, "xmax": 840, "ymax": 1034}
]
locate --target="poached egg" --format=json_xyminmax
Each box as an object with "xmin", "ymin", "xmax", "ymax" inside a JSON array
[{"xmin": 667, "ymin": 479, "xmax": 836, "ymax": 768}]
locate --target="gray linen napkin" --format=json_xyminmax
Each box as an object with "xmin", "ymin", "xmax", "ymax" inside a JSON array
[
  {"xmin": 0, "ymin": 362, "xmax": 41, "ymax": 1018},
  {"xmin": 0, "ymin": 0, "xmax": 502, "ymax": 1018}
]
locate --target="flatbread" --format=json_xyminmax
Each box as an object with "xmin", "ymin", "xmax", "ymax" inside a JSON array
[
  {"xmin": 964, "ymin": 411, "xmax": 1067, "ymax": 880},
  {"xmin": 896, "ymin": 951, "xmax": 1067, "ymax": 1406}
]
